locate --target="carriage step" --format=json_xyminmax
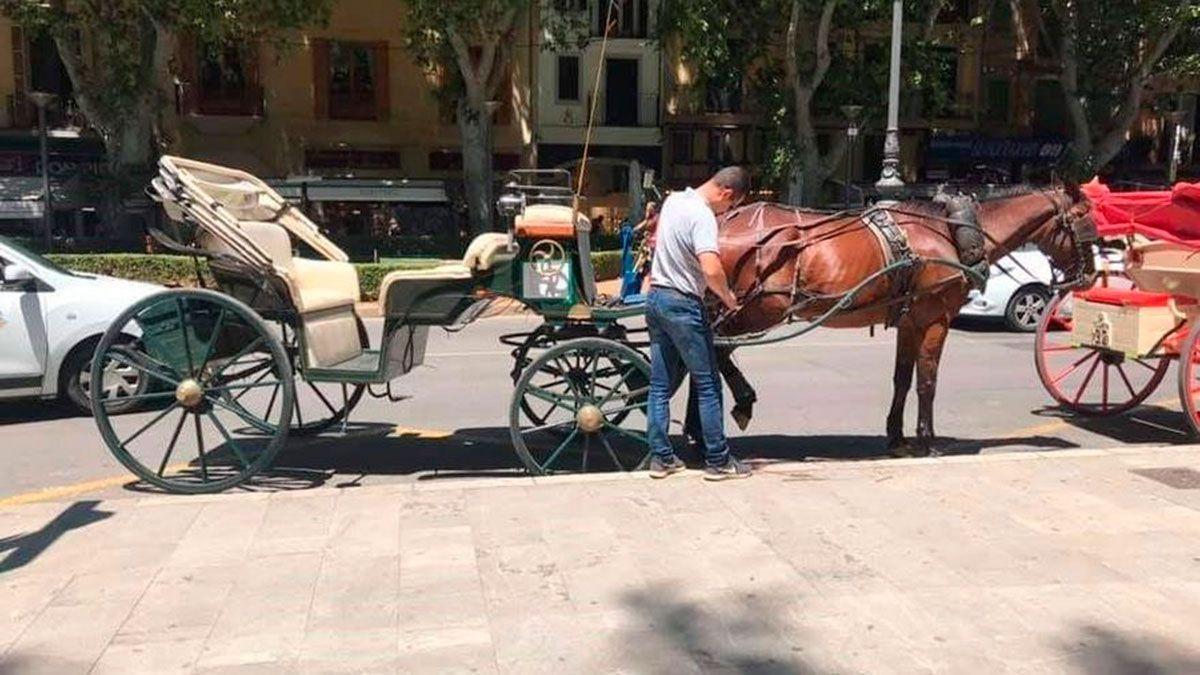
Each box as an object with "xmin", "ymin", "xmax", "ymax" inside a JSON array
[{"xmin": 304, "ymin": 350, "xmax": 384, "ymax": 382}]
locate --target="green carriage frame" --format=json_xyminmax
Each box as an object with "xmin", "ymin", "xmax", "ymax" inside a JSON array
[{"xmin": 90, "ymin": 156, "xmax": 652, "ymax": 493}]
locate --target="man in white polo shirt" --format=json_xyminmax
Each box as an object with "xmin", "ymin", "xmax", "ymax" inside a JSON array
[{"xmin": 646, "ymin": 167, "xmax": 751, "ymax": 481}]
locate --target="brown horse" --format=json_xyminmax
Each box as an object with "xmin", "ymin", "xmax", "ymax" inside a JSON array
[{"xmin": 713, "ymin": 187, "xmax": 1097, "ymax": 456}]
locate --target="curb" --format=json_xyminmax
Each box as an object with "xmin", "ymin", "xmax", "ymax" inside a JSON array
[{"xmin": 4, "ymin": 443, "xmax": 1198, "ymax": 511}]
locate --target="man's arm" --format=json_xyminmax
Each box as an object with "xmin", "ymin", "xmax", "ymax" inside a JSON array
[{"xmin": 699, "ymin": 251, "xmax": 739, "ymax": 311}]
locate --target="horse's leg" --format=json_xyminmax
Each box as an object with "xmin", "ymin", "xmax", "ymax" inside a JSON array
[
  {"xmin": 914, "ymin": 318, "xmax": 952, "ymax": 457},
  {"xmin": 715, "ymin": 346, "xmax": 757, "ymax": 430},
  {"xmin": 887, "ymin": 320, "xmax": 918, "ymax": 454}
]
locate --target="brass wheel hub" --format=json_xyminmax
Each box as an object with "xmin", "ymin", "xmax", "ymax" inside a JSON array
[
  {"xmin": 175, "ymin": 378, "xmax": 205, "ymax": 409},
  {"xmin": 576, "ymin": 404, "xmax": 605, "ymax": 433}
]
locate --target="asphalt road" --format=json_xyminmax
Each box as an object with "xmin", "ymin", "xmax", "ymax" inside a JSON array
[{"xmin": 0, "ymin": 313, "xmax": 1189, "ymax": 503}]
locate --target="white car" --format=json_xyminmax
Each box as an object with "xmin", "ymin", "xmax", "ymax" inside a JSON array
[
  {"xmin": 960, "ymin": 245, "xmax": 1125, "ymax": 332},
  {"xmin": 0, "ymin": 236, "xmax": 160, "ymax": 412}
]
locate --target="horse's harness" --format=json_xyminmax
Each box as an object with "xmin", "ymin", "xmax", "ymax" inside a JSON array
[{"xmin": 716, "ymin": 190, "xmax": 1097, "ymax": 333}]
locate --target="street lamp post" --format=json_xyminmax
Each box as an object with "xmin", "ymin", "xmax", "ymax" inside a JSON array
[
  {"xmin": 841, "ymin": 105, "xmax": 864, "ymax": 207},
  {"xmin": 27, "ymin": 91, "xmax": 57, "ymax": 251},
  {"xmin": 1166, "ymin": 109, "xmax": 1187, "ymax": 186},
  {"xmin": 875, "ymin": 0, "xmax": 905, "ymax": 201}
]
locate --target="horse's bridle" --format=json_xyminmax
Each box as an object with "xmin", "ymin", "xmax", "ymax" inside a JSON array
[{"xmin": 1042, "ymin": 192, "xmax": 1098, "ymax": 291}]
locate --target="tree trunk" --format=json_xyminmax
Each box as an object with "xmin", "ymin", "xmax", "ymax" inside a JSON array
[
  {"xmin": 54, "ymin": 16, "xmax": 160, "ymax": 242},
  {"xmin": 459, "ymin": 98, "xmax": 494, "ymax": 236}
]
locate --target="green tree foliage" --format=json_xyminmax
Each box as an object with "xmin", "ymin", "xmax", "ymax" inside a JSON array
[
  {"xmin": 399, "ymin": 1, "xmax": 584, "ymax": 235},
  {"xmin": 400, "ymin": 0, "xmax": 524, "ymax": 237},
  {"xmin": 660, "ymin": 0, "xmax": 956, "ymax": 204},
  {"xmin": 0, "ymin": 0, "xmax": 331, "ymax": 233},
  {"xmin": 1017, "ymin": 0, "xmax": 1200, "ymax": 177}
]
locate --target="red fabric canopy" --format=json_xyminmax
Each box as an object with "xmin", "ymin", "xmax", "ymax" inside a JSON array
[{"xmin": 1081, "ymin": 178, "xmax": 1200, "ymax": 246}]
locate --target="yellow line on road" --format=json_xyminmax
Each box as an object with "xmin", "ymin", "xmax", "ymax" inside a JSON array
[
  {"xmin": 0, "ymin": 462, "xmax": 189, "ymax": 508},
  {"xmin": 0, "ymin": 474, "xmax": 135, "ymax": 507}
]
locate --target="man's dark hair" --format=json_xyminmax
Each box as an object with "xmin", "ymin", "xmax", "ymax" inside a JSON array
[{"xmin": 711, "ymin": 166, "xmax": 751, "ymax": 197}]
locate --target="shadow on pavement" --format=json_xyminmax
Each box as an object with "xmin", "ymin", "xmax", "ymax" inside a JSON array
[
  {"xmin": 0, "ymin": 400, "xmax": 84, "ymax": 426},
  {"xmin": 1061, "ymin": 625, "xmax": 1200, "ymax": 675},
  {"xmin": 1032, "ymin": 404, "xmax": 1193, "ymax": 445},
  {"xmin": 105, "ymin": 423, "xmax": 1104, "ymax": 496},
  {"xmin": 622, "ymin": 588, "xmax": 816, "ymax": 674},
  {"xmin": 0, "ymin": 500, "xmax": 112, "ymax": 573}
]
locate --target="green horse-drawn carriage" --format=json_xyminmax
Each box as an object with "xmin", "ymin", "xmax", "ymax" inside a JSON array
[{"xmin": 91, "ymin": 157, "xmax": 650, "ymax": 493}]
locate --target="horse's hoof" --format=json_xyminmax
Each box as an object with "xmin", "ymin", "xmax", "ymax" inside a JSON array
[
  {"xmin": 731, "ymin": 406, "xmax": 753, "ymax": 431},
  {"xmin": 887, "ymin": 439, "xmax": 916, "ymax": 457}
]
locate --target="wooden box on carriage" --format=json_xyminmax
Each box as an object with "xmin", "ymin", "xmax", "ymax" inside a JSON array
[{"xmin": 1069, "ymin": 287, "xmax": 1178, "ymax": 357}]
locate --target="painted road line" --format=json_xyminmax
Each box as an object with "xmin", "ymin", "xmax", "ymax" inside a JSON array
[
  {"xmin": 387, "ymin": 426, "xmax": 455, "ymax": 439},
  {"xmin": 0, "ymin": 462, "xmax": 188, "ymax": 508}
]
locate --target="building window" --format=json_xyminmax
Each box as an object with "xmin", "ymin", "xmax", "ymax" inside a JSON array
[
  {"xmin": 671, "ymin": 131, "xmax": 693, "ymax": 165},
  {"xmin": 596, "ymin": 0, "xmax": 649, "ymax": 38},
  {"xmin": 194, "ymin": 44, "xmax": 261, "ymax": 116},
  {"xmin": 557, "ymin": 56, "xmax": 580, "ymax": 101},
  {"xmin": 330, "ymin": 42, "xmax": 378, "ymax": 120},
  {"xmin": 937, "ymin": 0, "xmax": 972, "ymax": 23},
  {"xmin": 984, "ymin": 78, "xmax": 1010, "ymax": 123},
  {"xmin": 1033, "ymin": 79, "xmax": 1069, "ymax": 135}
]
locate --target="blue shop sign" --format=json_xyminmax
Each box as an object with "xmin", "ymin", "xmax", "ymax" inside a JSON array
[{"xmin": 930, "ymin": 136, "xmax": 1069, "ymax": 163}]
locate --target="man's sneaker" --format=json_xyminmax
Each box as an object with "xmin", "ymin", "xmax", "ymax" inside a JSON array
[
  {"xmin": 649, "ymin": 455, "xmax": 687, "ymax": 479},
  {"xmin": 703, "ymin": 456, "xmax": 752, "ymax": 481}
]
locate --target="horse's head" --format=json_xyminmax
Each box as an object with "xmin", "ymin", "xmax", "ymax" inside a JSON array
[{"xmin": 1029, "ymin": 187, "xmax": 1098, "ymax": 291}]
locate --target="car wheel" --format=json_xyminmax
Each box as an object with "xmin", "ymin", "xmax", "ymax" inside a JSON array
[
  {"xmin": 1005, "ymin": 286, "xmax": 1050, "ymax": 333},
  {"xmin": 62, "ymin": 338, "xmax": 147, "ymax": 414}
]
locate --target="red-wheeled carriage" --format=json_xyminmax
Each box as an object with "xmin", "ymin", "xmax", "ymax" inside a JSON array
[{"xmin": 1034, "ymin": 179, "xmax": 1200, "ymax": 433}]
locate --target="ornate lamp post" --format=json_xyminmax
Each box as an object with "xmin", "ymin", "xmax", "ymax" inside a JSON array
[
  {"xmin": 875, "ymin": 0, "xmax": 905, "ymax": 201},
  {"xmin": 27, "ymin": 91, "xmax": 57, "ymax": 250},
  {"xmin": 841, "ymin": 104, "xmax": 864, "ymax": 207}
]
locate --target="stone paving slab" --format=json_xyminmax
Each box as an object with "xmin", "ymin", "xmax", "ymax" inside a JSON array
[{"xmin": 1, "ymin": 447, "xmax": 1200, "ymax": 674}]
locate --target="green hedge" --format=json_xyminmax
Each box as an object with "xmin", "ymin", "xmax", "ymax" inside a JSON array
[{"xmin": 48, "ymin": 251, "xmax": 625, "ymax": 301}]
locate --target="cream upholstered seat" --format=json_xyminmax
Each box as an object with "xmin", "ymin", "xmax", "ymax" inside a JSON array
[
  {"xmin": 204, "ymin": 221, "xmax": 360, "ymax": 314},
  {"xmin": 379, "ymin": 232, "xmax": 510, "ymax": 287}
]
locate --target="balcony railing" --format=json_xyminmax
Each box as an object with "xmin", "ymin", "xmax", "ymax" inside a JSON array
[{"xmin": 585, "ymin": 93, "xmax": 660, "ymax": 128}]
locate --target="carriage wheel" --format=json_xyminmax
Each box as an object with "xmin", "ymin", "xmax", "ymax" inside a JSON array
[
  {"xmin": 1177, "ymin": 322, "xmax": 1200, "ymax": 437},
  {"xmin": 91, "ymin": 289, "xmax": 294, "ymax": 494},
  {"xmin": 1034, "ymin": 290, "xmax": 1169, "ymax": 416},
  {"xmin": 218, "ymin": 320, "xmax": 367, "ymax": 436},
  {"xmin": 517, "ymin": 353, "xmax": 645, "ymax": 432},
  {"xmin": 509, "ymin": 338, "xmax": 650, "ymax": 475}
]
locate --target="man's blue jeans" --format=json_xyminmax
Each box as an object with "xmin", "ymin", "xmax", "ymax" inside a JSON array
[{"xmin": 646, "ymin": 286, "xmax": 730, "ymax": 467}]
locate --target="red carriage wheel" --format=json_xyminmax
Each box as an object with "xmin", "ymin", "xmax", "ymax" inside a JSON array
[
  {"xmin": 1176, "ymin": 321, "xmax": 1200, "ymax": 437},
  {"xmin": 1034, "ymin": 290, "xmax": 1170, "ymax": 416}
]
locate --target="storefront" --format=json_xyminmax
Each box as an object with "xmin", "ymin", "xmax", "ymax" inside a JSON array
[
  {"xmin": 267, "ymin": 177, "xmax": 462, "ymax": 259},
  {"xmin": 0, "ymin": 133, "xmax": 107, "ymax": 245}
]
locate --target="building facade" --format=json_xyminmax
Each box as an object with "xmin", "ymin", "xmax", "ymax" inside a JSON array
[{"xmin": 0, "ymin": 3, "xmax": 535, "ymax": 246}]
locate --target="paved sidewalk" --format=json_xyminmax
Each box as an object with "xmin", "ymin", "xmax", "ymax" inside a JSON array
[{"xmin": 2, "ymin": 447, "xmax": 1200, "ymax": 674}]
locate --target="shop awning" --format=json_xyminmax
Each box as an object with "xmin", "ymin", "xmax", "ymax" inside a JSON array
[{"xmin": 266, "ymin": 178, "xmax": 449, "ymax": 204}]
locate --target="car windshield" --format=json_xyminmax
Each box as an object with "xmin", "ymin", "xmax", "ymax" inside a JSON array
[{"xmin": 0, "ymin": 235, "xmax": 88, "ymax": 278}]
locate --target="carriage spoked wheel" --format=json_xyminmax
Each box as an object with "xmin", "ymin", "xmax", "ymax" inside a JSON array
[
  {"xmin": 90, "ymin": 289, "xmax": 294, "ymax": 494},
  {"xmin": 1034, "ymin": 289, "xmax": 1170, "ymax": 416},
  {"xmin": 517, "ymin": 350, "xmax": 647, "ymax": 433},
  {"xmin": 1176, "ymin": 322, "xmax": 1200, "ymax": 437},
  {"xmin": 509, "ymin": 338, "xmax": 650, "ymax": 475},
  {"xmin": 218, "ymin": 319, "xmax": 367, "ymax": 437}
]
